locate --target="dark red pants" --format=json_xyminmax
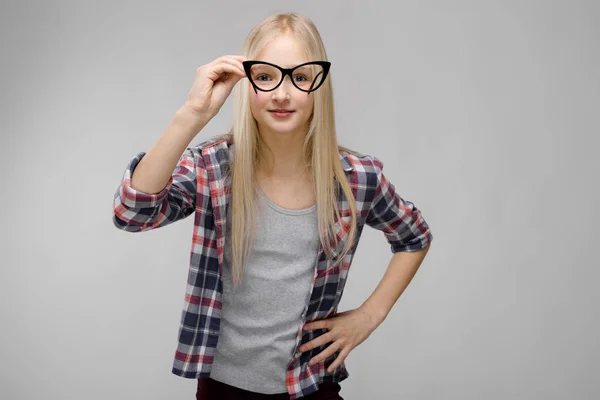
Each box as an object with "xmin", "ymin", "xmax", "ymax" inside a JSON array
[{"xmin": 196, "ymin": 377, "xmax": 344, "ymax": 400}]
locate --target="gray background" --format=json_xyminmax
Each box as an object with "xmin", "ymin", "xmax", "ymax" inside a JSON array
[{"xmin": 1, "ymin": 0, "xmax": 599, "ymax": 399}]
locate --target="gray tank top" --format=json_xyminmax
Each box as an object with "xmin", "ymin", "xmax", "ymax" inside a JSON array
[{"xmin": 209, "ymin": 184, "xmax": 320, "ymax": 394}]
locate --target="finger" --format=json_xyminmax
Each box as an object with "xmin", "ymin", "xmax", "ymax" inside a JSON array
[
  {"xmin": 327, "ymin": 347, "xmax": 350, "ymax": 373},
  {"xmin": 304, "ymin": 320, "xmax": 330, "ymax": 331},
  {"xmin": 206, "ymin": 62, "xmax": 245, "ymax": 82},
  {"xmin": 220, "ymin": 68, "xmax": 247, "ymax": 92},
  {"xmin": 219, "ymin": 60, "xmax": 246, "ymax": 78},
  {"xmin": 210, "ymin": 60, "xmax": 244, "ymax": 76},
  {"xmin": 219, "ymin": 58, "xmax": 246, "ymax": 77},
  {"xmin": 308, "ymin": 341, "xmax": 340, "ymax": 366},
  {"xmin": 302, "ymin": 331, "xmax": 334, "ymax": 352},
  {"xmin": 215, "ymin": 55, "xmax": 247, "ymax": 71}
]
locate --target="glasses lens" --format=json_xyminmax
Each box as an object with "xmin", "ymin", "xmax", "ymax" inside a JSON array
[
  {"xmin": 292, "ymin": 63, "xmax": 326, "ymax": 92},
  {"xmin": 248, "ymin": 63, "xmax": 326, "ymax": 92},
  {"xmin": 249, "ymin": 64, "xmax": 282, "ymax": 91}
]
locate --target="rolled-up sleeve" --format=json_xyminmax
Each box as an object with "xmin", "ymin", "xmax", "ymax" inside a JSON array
[
  {"xmin": 365, "ymin": 156, "xmax": 433, "ymax": 252},
  {"xmin": 112, "ymin": 148, "xmax": 198, "ymax": 232}
]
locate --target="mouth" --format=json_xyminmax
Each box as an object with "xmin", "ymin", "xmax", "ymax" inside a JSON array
[{"xmin": 269, "ymin": 109, "xmax": 295, "ymax": 118}]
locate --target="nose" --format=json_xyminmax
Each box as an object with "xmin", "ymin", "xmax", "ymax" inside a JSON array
[{"xmin": 272, "ymin": 75, "xmax": 292, "ymax": 101}]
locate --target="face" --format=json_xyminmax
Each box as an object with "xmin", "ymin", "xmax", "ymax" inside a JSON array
[{"xmin": 249, "ymin": 33, "xmax": 314, "ymax": 137}]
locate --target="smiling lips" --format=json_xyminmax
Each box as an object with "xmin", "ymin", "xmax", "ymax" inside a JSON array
[{"xmin": 269, "ymin": 109, "xmax": 295, "ymax": 118}]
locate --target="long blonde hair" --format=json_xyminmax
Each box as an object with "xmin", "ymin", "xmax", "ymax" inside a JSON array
[{"xmin": 218, "ymin": 12, "xmax": 359, "ymax": 287}]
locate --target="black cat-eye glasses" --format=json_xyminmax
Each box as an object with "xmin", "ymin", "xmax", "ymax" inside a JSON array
[{"xmin": 242, "ymin": 60, "xmax": 331, "ymax": 94}]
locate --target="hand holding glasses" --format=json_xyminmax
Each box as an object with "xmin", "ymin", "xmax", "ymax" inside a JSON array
[
  {"xmin": 242, "ymin": 61, "xmax": 331, "ymax": 94},
  {"xmin": 181, "ymin": 57, "xmax": 331, "ymax": 130}
]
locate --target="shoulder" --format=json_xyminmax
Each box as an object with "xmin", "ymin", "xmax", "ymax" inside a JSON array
[
  {"xmin": 336, "ymin": 146, "xmax": 385, "ymax": 196},
  {"xmin": 186, "ymin": 132, "xmax": 233, "ymax": 167},
  {"xmin": 337, "ymin": 145, "xmax": 382, "ymax": 174},
  {"xmin": 190, "ymin": 132, "xmax": 232, "ymax": 152}
]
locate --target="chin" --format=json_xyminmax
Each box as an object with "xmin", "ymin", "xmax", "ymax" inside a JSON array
[
  {"xmin": 264, "ymin": 118, "xmax": 300, "ymax": 130},
  {"xmin": 256, "ymin": 114, "xmax": 309, "ymax": 134},
  {"xmin": 269, "ymin": 125, "xmax": 300, "ymax": 134}
]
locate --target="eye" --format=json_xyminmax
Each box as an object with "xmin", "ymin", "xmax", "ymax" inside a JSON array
[
  {"xmin": 293, "ymin": 75, "xmax": 308, "ymax": 82},
  {"xmin": 256, "ymin": 74, "xmax": 272, "ymax": 81}
]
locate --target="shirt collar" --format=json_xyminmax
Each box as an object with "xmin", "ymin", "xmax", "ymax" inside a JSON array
[{"xmin": 223, "ymin": 139, "xmax": 354, "ymax": 173}]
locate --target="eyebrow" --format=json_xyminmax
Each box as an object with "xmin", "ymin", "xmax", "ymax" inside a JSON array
[{"xmin": 261, "ymin": 61, "xmax": 310, "ymax": 68}]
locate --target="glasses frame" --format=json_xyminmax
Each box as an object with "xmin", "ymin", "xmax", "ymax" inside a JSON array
[{"xmin": 242, "ymin": 60, "xmax": 331, "ymax": 94}]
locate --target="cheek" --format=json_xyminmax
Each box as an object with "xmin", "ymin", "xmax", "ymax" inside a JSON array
[
  {"xmin": 251, "ymin": 93, "xmax": 270, "ymax": 108},
  {"xmin": 296, "ymin": 96, "xmax": 314, "ymax": 115}
]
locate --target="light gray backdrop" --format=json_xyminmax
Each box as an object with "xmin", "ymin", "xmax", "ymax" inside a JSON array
[{"xmin": 1, "ymin": 0, "xmax": 598, "ymax": 399}]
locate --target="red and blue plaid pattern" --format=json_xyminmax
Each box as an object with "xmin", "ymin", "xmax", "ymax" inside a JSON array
[{"xmin": 113, "ymin": 134, "xmax": 433, "ymax": 398}]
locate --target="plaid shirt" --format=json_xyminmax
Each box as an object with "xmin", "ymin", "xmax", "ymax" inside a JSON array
[{"xmin": 112, "ymin": 134, "xmax": 433, "ymax": 399}]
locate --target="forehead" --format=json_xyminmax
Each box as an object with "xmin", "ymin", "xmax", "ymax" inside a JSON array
[{"xmin": 255, "ymin": 33, "xmax": 310, "ymax": 68}]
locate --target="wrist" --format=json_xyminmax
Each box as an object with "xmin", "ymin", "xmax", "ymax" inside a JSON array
[
  {"xmin": 359, "ymin": 302, "xmax": 387, "ymax": 326},
  {"xmin": 174, "ymin": 104, "xmax": 211, "ymax": 133}
]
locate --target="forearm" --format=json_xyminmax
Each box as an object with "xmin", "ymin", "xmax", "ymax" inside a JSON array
[
  {"xmin": 360, "ymin": 243, "xmax": 431, "ymax": 324},
  {"xmin": 131, "ymin": 105, "xmax": 209, "ymax": 194}
]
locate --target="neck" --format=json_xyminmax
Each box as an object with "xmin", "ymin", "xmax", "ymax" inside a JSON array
[{"xmin": 256, "ymin": 124, "xmax": 311, "ymax": 179}]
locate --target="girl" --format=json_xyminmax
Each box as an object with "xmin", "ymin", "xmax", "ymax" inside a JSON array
[{"xmin": 113, "ymin": 11, "xmax": 433, "ymax": 400}]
